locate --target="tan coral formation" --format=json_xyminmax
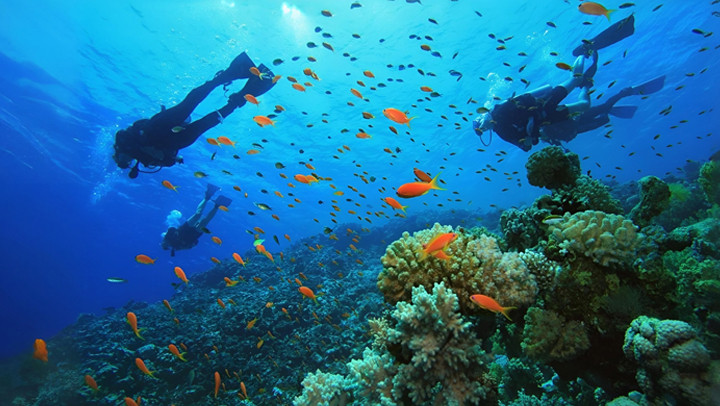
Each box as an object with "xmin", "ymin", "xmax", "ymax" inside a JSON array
[
  {"xmin": 549, "ymin": 210, "xmax": 643, "ymax": 267},
  {"xmin": 379, "ymin": 223, "xmax": 539, "ymax": 314}
]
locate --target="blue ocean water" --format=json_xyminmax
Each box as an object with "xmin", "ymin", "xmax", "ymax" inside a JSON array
[{"xmin": 0, "ymin": 0, "xmax": 718, "ymax": 403}]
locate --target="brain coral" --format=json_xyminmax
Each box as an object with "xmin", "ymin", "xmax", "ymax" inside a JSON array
[
  {"xmin": 379, "ymin": 223, "xmax": 538, "ymax": 315},
  {"xmin": 525, "ymin": 146, "xmax": 581, "ymax": 190},
  {"xmin": 549, "ymin": 210, "xmax": 643, "ymax": 267}
]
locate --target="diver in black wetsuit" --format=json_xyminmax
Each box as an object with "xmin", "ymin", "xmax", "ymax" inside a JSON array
[
  {"xmin": 161, "ymin": 184, "xmax": 231, "ymax": 256},
  {"xmin": 472, "ymin": 15, "xmax": 664, "ymax": 151},
  {"xmin": 112, "ymin": 52, "xmax": 275, "ymax": 178}
]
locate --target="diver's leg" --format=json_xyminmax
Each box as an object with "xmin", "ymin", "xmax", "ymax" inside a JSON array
[
  {"xmin": 196, "ymin": 205, "xmax": 220, "ymax": 230},
  {"xmin": 565, "ymin": 87, "xmax": 591, "ymax": 115},
  {"xmin": 576, "ymin": 114, "xmax": 610, "ymax": 134},
  {"xmin": 526, "ymin": 84, "xmax": 553, "ymax": 99},
  {"xmin": 171, "ymin": 100, "xmax": 245, "ymax": 149},
  {"xmin": 187, "ymin": 198, "xmax": 209, "ymax": 226}
]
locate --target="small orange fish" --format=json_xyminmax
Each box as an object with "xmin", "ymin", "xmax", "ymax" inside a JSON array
[
  {"xmin": 135, "ymin": 254, "xmax": 155, "ymax": 265},
  {"xmin": 396, "ymin": 172, "xmax": 444, "ymax": 198},
  {"xmin": 126, "ymin": 312, "xmax": 144, "ymax": 340},
  {"xmin": 244, "ymin": 94, "xmax": 259, "ymax": 105},
  {"xmin": 356, "ymin": 132, "xmax": 372, "ymax": 139},
  {"xmin": 163, "ymin": 299, "xmax": 174, "ymax": 312},
  {"xmin": 362, "ymin": 112, "xmax": 375, "ymax": 119},
  {"xmin": 168, "ymin": 344, "xmax": 187, "ymax": 362},
  {"xmin": 294, "ymin": 174, "xmax": 310, "ymax": 184},
  {"xmin": 383, "ymin": 197, "xmax": 408, "ymax": 213},
  {"xmin": 420, "ymin": 86, "xmax": 433, "ymax": 92},
  {"xmin": 246, "ymin": 317, "xmax": 258, "ymax": 329},
  {"xmin": 275, "ymin": 104, "xmax": 285, "ymax": 111},
  {"xmin": 299, "ymin": 286, "xmax": 318, "ymax": 303},
  {"xmin": 218, "ymin": 205, "xmax": 229, "ymax": 212},
  {"xmin": 84, "ymin": 374, "xmax": 99, "ymax": 391},
  {"xmin": 421, "ymin": 232, "xmax": 458, "ymax": 260},
  {"xmin": 232, "ymin": 253, "xmax": 245, "ymax": 267},
  {"xmin": 135, "ymin": 357, "xmax": 157, "ymax": 378},
  {"xmin": 207, "ymin": 138, "xmax": 220, "ymax": 146},
  {"xmin": 578, "ymin": 2, "xmax": 614, "ymax": 20},
  {"xmin": 217, "ymin": 298, "xmax": 226, "ymax": 309},
  {"xmin": 212, "ymin": 236, "xmax": 222, "ymax": 245},
  {"xmin": 555, "ymin": 62, "xmax": 572, "ymax": 71},
  {"xmin": 257, "ymin": 339, "xmax": 264, "ymax": 349},
  {"xmin": 33, "ymin": 338, "xmax": 48, "ymax": 362},
  {"xmin": 240, "ymin": 381, "xmax": 248, "ymax": 399},
  {"xmin": 174, "ymin": 266, "xmax": 189, "ymax": 284},
  {"xmin": 389, "ymin": 125, "xmax": 398, "ymax": 135},
  {"xmin": 249, "ymin": 66, "xmax": 265, "ymax": 79},
  {"xmin": 253, "ymin": 116, "xmax": 276, "ymax": 127},
  {"xmin": 247, "ymin": 149, "xmax": 261, "ymax": 154},
  {"xmin": 214, "ymin": 371, "xmax": 221, "ymax": 398},
  {"xmin": 162, "ymin": 180, "xmax": 179, "ymax": 192},
  {"xmin": 224, "ymin": 276, "xmax": 239, "ymax": 286},
  {"xmin": 211, "ymin": 257, "xmax": 221, "ymax": 264},
  {"xmin": 413, "ymin": 168, "xmax": 433, "ymax": 182},
  {"xmin": 124, "ymin": 397, "xmax": 139, "ymax": 406},
  {"xmin": 217, "ymin": 136, "xmax": 235, "ymax": 147},
  {"xmin": 284, "ymin": 234, "xmax": 291, "ymax": 241},
  {"xmin": 363, "ymin": 70, "xmax": 375, "ymax": 78},
  {"xmin": 351, "ymin": 88, "xmax": 363, "ymax": 99},
  {"xmin": 272, "ymin": 75, "xmax": 282, "ymax": 84},
  {"xmin": 292, "ymin": 83, "xmax": 306, "ymax": 92},
  {"xmin": 470, "ymin": 294, "xmax": 516, "ymax": 321},
  {"xmin": 383, "ymin": 108, "xmax": 416, "ymax": 128}
]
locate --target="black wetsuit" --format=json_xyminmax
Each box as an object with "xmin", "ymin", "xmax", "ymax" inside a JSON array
[
  {"xmin": 163, "ymin": 223, "xmax": 203, "ymax": 256},
  {"xmin": 490, "ymin": 86, "xmax": 572, "ymax": 151}
]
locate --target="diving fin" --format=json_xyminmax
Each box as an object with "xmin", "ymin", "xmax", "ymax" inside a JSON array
[
  {"xmin": 240, "ymin": 63, "xmax": 276, "ymax": 97},
  {"xmin": 609, "ymin": 105, "xmax": 637, "ymax": 119},
  {"xmin": 205, "ymin": 183, "xmax": 220, "ymax": 199},
  {"xmin": 573, "ymin": 14, "xmax": 635, "ymax": 56},
  {"xmin": 628, "ymin": 75, "xmax": 665, "ymax": 96},
  {"xmin": 217, "ymin": 52, "xmax": 255, "ymax": 82},
  {"xmin": 214, "ymin": 195, "xmax": 232, "ymax": 208}
]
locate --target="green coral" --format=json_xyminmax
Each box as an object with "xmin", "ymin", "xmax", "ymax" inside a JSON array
[
  {"xmin": 378, "ymin": 223, "xmax": 539, "ymax": 315},
  {"xmin": 668, "ymin": 182, "xmax": 691, "ymax": 203},
  {"xmin": 698, "ymin": 161, "xmax": 720, "ymax": 205},
  {"xmin": 549, "ymin": 210, "xmax": 643, "ymax": 268},
  {"xmin": 525, "ymin": 146, "xmax": 581, "ymax": 190},
  {"xmin": 548, "ymin": 176, "xmax": 623, "ymax": 214},
  {"xmin": 629, "ymin": 176, "xmax": 670, "ymax": 228},
  {"xmin": 521, "ymin": 307, "xmax": 590, "ymax": 362}
]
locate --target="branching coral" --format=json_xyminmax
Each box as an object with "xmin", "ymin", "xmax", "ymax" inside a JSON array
[
  {"xmin": 549, "ymin": 210, "xmax": 643, "ymax": 267},
  {"xmin": 623, "ymin": 316, "xmax": 713, "ymax": 406},
  {"xmin": 378, "ymin": 223, "xmax": 538, "ymax": 315},
  {"xmin": 521, "ymin": 307, "xmax": 590, "ymax": 362}
]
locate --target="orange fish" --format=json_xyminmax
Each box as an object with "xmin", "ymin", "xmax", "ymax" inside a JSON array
[
  {"xmin": 350, "ymin": 88, "xmax": 363, "ymax": 99},
  {"xmin": 294, "ymin": 174, "xmax": 310, "ymax": 184},
  {"xmin": 383, "ymin": 108, "xmax": 416, "ymax": 127},
  {"xmin": 214, "ymin": 371, "xmax": 221, "ymax": 398},
  {"xmin": 249, "ymin": 66, "xmax": 265, "ymax": 79},
  {"xmin": 246, "ymin": 317, "xmax": 258, "ymax": 329},
  {"xmin": 363, "ymin": 70, "xmax": 375, "ymax": 78},
  {"xmin": 355, "ymin": 132, "xmax": 372, "ymax": 139},
  {"xmin": 135, "ymin": 357, "xmax": 157, "ymax": 378},
  {"xmin": 383, "ymin": 197, "xmax": 408, "ymax": 213},
  {"xmin": 396, "ymin": 172, "xmax": 444, "ymax": 198},
  {"xmin": 420, "ymin": 86, "xmax": 433, "ymax": 92},
  {"xmin": 224, "ymin": 276, "xmax": 240, "ymax": 286},
  {"xmin": 168, "ymin": 344, "xmax": 187, "ymax": 362},
  {"xmin": 253, "ymin": 116, "xmax": 276, "ymax": 127},
  {"xmin": 207, "ymin": 138, "xmax": 220, "ymax": 146},
  {"xmin": 292, "ymin": 83, "xmax": 306, "ymax": 92},
  {"xmin": 217, "ymin": 136, "xmax": 235, "ymax": 147},
  {"xmin": 578, "ymin": 2, "xmax": 614, "ymax": 20},
  {"xmin": 244, "ymin": 94, "xmax": 259, "ymax": 105},
  {"xmin": 361, "ymin": 112, "xmax": 374, "ymax": 119},
  {"xmin": 124, "ymin": 398, "xmax": 139, "ymax": 406},
  {"xmin": 211, "ymin": 257, "xmax": 221, "ymax": 264},
  {"xmin": 33, "ymin": 338, "xmax": 48, "ymax": 362},
  {"xmin": 232, "ymin": 253, "xmax": 245, "ymax": 267},
  {"xmin": 162, "ymin": 180, "xmax": 179, "ymax": 192},
  {"xmin": 421, "ymin": 232, "xmax": 458, "ymax": 260},
  {"xmin": 284, "ymin": 234, "xmax": 291, "ymax": 241},
  {"xmin": 217, "ymin": 298, "xmax": 226, "ymax": 309},
  {"xmin": 413, "ymin": 168, "xmax": 433, "ymax": 182},
  {"xmin": 84, "ymin": 374, "xmax": 99, "ymax": 391},
  {"xmin": 135, "ymin": 254, "xmax": 155, "ymax": 264},
  {"xmin": 163, "ymin": 299, "xmax": 174, "ymax": 312},
  {"xmin": 174, "ymin": 266, "xmax": 189, "ymax": 284},
  {"xmin": 212, "ymin": 236, "xmax": 222, "ymax": 245},
  {"xmin": 470, "ymin": 294, "xmax": 516, "ymax": 321},
  {"xmin": 299, "ymin": 286, "xmax": 318, "ymax": 303},
  {"xmin": 218, "ymin": 205, "xmax": 229, "ymax": 212},
  {"xmin": 272, "ymin": 75, "xmax": 282, "ymax": 84},
  {"xmin": 247, "ymin": 149, "xmax": 261, "ymax": 154},
  {"xmin": 555, "ymin": 62, "xmax": 572, "ymax": 71},
  {"xmin": 126, "ymin": 312, "xmax": 144, "ymax": 340},
  {"xmin": 240, "ymin": 381, "xmax": 248, "ymax": 399}
]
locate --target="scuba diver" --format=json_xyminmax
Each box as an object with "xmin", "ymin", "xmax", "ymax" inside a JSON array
[
  {"xmin": 472, "ymin": 15, "xmax": 663, "ymax": 151},
  {"xmin": 161, "ymin": 184, "xmax": 231, "ymax": 256},
  {"xmin": 113, "ymin": 52, "xmax": 275, "ymax": 178}
]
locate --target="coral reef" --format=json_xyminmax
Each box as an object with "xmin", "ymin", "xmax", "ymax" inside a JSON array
[
  {"xmin": 525, "ymin": 146, "xmax": 581, "ymax": 190},
  {"xmin": 521, "ymin": 307, "xmax": 590, "ymax": 362},
  {"xmin": 623, "ymin": 316, "xmax": 713, "ymax": 405},
  {"xmin": 546, "ymin": 176, "xmax": 624, "ymax": 215},
  {"xmin": 549, "ymin": 210, "xmax": 643, "ymax": 268},
  {"xmin": 698, "ymin": 160, "xmax": 720, "ymax": 205},
  {"xmin": 629, "ymin": 176, "xmax": 670, "ymax": 228},
  {"xmin": 378, "ymin": 223, "xmax": 539, "ymax": 315},
  {"xmin": 294, "ymin": 282, "xmax": 492, "ymax": 405},
  {"xmin": 500, "ymin": 207, "xmax": 551, "ymax": 251}
]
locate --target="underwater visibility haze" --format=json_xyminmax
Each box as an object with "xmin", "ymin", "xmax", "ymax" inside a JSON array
[{"xmin": 1, "ymin": 0, "xmax": 719, "ymax": 404}]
